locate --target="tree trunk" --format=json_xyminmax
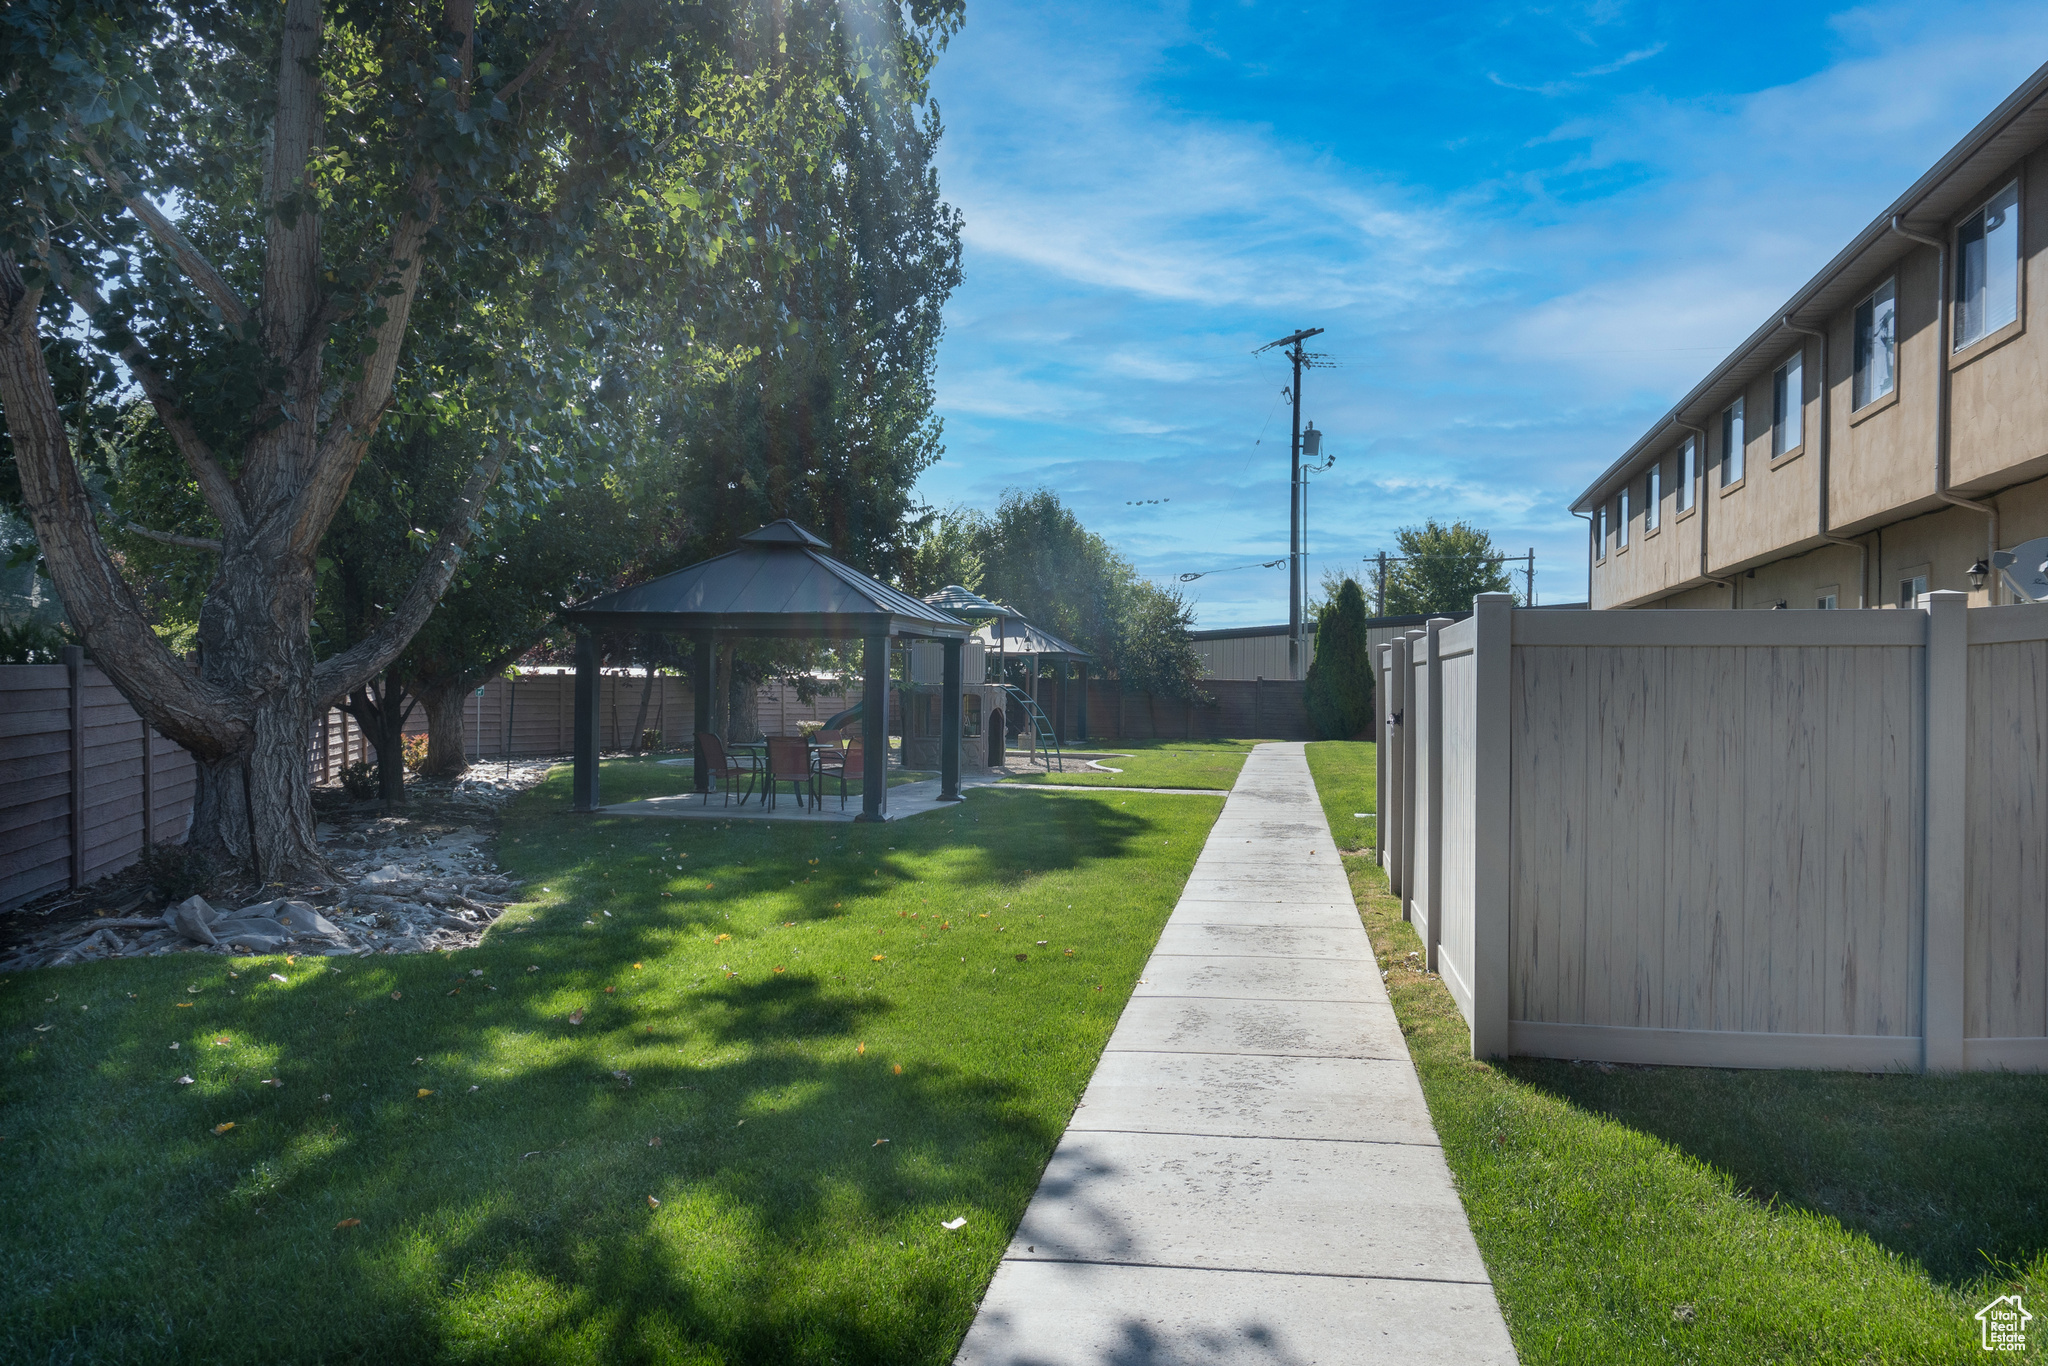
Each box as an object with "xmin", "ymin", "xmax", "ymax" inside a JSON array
[
  {"xmin": 728, "ymin": 657, "xmax": 761, "ymax": 742},
  {"xmin": 344, "ymin": 668, "xmax": 411, "ymax": 806},
  {"xmin": 711, "ymin": 642, "xmax": 733, "ymax": 739},
  {"xmin": 628, "ymin": 669, "xmax": 656, "ymax": 753},
  {"xmin": 419, "ymin": 684, "xmax": 474, "ymax": 778}
]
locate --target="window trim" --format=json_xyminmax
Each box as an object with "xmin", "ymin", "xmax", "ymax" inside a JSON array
[
  {"xmin": 1616, "ymin": 485, "xmax": 1630, "ymax": 551},
  {"xmin": 1771, "ymin": 349, "xmax": 1805, "ymax": 462},
  {"xmin": 1816, "ymin": 585, "xmax": 1839, "ymax": 610},
  {"xmin": 1897, "ymin": 564, "xmax": 1931, "ymax": 610},
  {"xmin": 1644, "ymin": 459, "xmax": 1662, "ymax": 536},
  {"xmin": 1594, "ymin": 504, "xmax": 1608, "ymax": 564},
  {"xmin": 1852, "ymin": 276, "xmax": 1899, "ymax": 414},
  {"xmin": 1952, "ymin": 176, "xmax": 2024, "ymax": 358},
  {"xmin": 1720, "ymin": 398, "xmax": 1747, "ymax": 490},
  {"xmin": 1675, "ymin": 436, "xmax": 1698, "ymax": 519}
]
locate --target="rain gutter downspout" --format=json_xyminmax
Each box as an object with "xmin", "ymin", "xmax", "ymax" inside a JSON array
[
  {"xmin": 1783, "ymin": 314, "xmax": 1868, "ymax": 607},
  {"xmin": 1676, "ymin": 417, "xmax": 1737, "ymax": 604},
  {"xmin": 1890, "ymin": 216, "xmax": 2000, "ymax": 602}
]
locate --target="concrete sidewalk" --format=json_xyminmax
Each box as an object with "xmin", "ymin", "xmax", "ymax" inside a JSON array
[{"xmin": 955, "ymin": 742, "xmax": 1516, "ymax": 1366}]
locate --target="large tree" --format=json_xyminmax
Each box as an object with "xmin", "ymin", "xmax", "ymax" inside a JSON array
[
  {"xmin": 965, "ymin": 488, "xmax": 1205, "ymax": 700},
  {"xmin": 0, "ymin": 0, "xmax": 957, "ymax": 876},
  {"xmin": 1375, "ymin": 520, "xmax": 1516, "ymax": 617}
]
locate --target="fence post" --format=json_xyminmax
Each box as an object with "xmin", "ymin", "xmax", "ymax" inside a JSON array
[
  {"xmin": 1400, "ymin": 629, "xmax": 1425, "ymax": 917},
  {"xmin": 141, "ymin": 718, "xmax": 155, "ymax": 854},
  {"xmin": 64, "ymin": 644, "xmax": 84, "ymax": 889},
  {"xmin": 1387, "ymin": 634, "xmax": 1409, "ymax": 899},
  {"xmin": 1375, "ymin": 644, "xmax": 1392, "ymax": 868},
  {"xmin": 1469, "ymin": 593, "xmax": 1514, "ymax": 1059},
  {"xmin": 1424, "ymin": 617, "xmax": 1452, "ymax": 972},
  {"xmin": 1923, "ymin": 591, "xmax": 1968, "ymax": 1072}
]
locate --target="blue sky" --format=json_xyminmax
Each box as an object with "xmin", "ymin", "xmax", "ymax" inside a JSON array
[{"xmin": 912, "ymin": 0, "xmax": 2048, "ymax": 625}]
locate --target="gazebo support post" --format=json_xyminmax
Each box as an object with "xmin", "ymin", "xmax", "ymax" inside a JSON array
[
  {"xmin": 691, "ymin": 633, "xmax": 713, "ymax": 796},
  {"xmin": 1076, "ymin": 661, "xmax": 1089, "ymax": 742},
  {"xmin": 857, "ymin": 632, "xmax": 890, "ymax": 821},
  {"xmin": 1055, "ymin": 661, "xmax": 1068, "ymax": 743},
  {"xmin": 572, "ymin": 631, "xmax": 600, "ymax": 812},
  {"xmin": 940, "ymin": 637, "xmax": 964, "ymax": 801}
]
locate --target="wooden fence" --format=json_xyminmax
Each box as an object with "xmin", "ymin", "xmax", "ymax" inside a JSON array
[
  {"xmin": 1378, "ymin": 592, "xmax": 2046, "ymax": 1073},
  {"xmin": 1, "ymin": 650, "xmax": 197, "ymax": 911}
]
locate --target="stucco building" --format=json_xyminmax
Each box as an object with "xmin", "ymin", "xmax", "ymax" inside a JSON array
[{"xmin": 1575, "ymin": 61, "xmax": 2048, "ymax": 611}]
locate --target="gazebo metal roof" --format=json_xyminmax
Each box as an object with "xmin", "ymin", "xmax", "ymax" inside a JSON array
[
  {"xmin": 563, "ymin": 520, "xmax": 971, "ymax": 640},
  {"xmin": 923, "ymin": 584, "xmax": 1023, "ymax": 620},
  {"xmin": 975, "ymin": 616, "xmax": 1094, "ymax": 660}
]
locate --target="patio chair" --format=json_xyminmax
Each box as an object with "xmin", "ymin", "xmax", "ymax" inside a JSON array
[
  {"xmin": 695, "ymin": 732, "xmax": 758, "ymax": 807},
  {"xmin": 823, "ymin": 740, "xmax": 863, "ymax": 810},
  {"xmin": 763, "ymin": 736, "xmax": 818, "ymax": 812}
]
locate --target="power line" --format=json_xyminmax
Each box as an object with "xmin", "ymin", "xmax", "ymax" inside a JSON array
[{"xmin": 1179, "ymin": 558, "xmax": 1286, "ymax": 583}]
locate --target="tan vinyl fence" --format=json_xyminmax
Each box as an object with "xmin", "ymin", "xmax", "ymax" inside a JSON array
[
  {"xmin": 1, "ymin": 650, "xmax": 198, "ymax": 911},
  {"xmin": 1377, "ymin": 591, "xmax": 2046, "ymax": 1073}
]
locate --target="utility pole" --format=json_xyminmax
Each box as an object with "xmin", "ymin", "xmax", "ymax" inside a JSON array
[
  {"xmin": 1375, "ymin": 550, "xmax": 1387, "ymax": 618},
  {"xmin": 1257, "ymin": 326, "xmax": 1324, "ymax": 680}
]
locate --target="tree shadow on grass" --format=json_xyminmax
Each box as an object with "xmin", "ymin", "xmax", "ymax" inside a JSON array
[
  {"xmin": 1503, "ymin": 1056, "xmax": 2048, "ymax": 1288},
  {"xmin": 1, "ymin": 781, "xmax": 1221, "ymax": 1364}
]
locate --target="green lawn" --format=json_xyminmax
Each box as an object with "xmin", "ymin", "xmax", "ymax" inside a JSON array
[
  {"xmin": 1337, "ymin": 855, "xmax": 2048, "ymax": 1365},
  {"xmin": 1303, "ymin": 739, "xmax": 1377, "ymax": 852},
  {"xmin": 998, "ymin": 737, "xmax": 1273, "ymax": 790},
  {"xmin": 1, "ymin": 762, "xmax": 1223, "ymax": 1364}
]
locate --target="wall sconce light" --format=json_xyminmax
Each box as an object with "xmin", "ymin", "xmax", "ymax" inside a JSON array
[{"xmin": 1969, "ymin": 559, "xmax": 1990, "ymax": 590}]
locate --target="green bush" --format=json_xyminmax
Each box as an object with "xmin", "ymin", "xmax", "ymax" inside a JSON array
[
  {"xmin": 1305, "ymin": 578, "xmax": 1373, "ymax": 739},
  {"xmin": 138, "ymin": 839, "xmax": 211, "ymax": 905},
  {"xmin": 0, "ymin": 619, "xmax": 73, "ymax": 664},
  {"xmin": 338, "ymin": 760, "xmax": 380, "ymax": 800}
]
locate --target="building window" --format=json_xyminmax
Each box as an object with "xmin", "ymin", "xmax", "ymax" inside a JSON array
[
  {"xmin": 1678, "ymin": 436, "xmax": 1696, "ymax": 511},
  {"xmin": 1773, "ymin": 351, "xmax": 1803, "ymax": 456},
  {"xmin": 1721, "ymin": 399, "xmax": 1745, "ymax": 486},
  {"xmin": 1645, "ymin": 461, "xmax": 1662, "ymax": 531},
  {"xmin": 1816, "ymin": 588, "xmax": 1839, "ymax": 610},
  {"xmin": 1595, "ymin": 504, "xmax": 1607, "ymax": 559},
  {"xmin": 1616, "ymin": 486, "xmax": 1630, "ymax": 548},
  {"xmin": 1956, "ymin": 180, "xmax": 2020, "ymax": 350},
  {"xmin": 1898, "ymin": 572, "xmax": 1929, "ymax": 608},
  {"xmin": 1854, "ymin": 278, "xmax": 1897, "ymax": 408}
]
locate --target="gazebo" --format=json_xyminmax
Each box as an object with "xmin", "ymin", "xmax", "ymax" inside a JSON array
[{"xmin": 561, "ymin": 520, "xmax": 974, "ymax": 821}]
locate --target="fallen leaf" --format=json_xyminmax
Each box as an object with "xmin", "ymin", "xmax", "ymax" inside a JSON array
[
  {"xmin": 268, "ymin": 973, "xmax": 287, "ymax": 984},
  {"xmin": 892, "ymin": 1064, "xmax": 903, "ymax": 1075},
  {"xmin": 1036, "ymin": 940, "xmax": 1047, "ymax": 946},
  {"xmin": 169, "ymin": 1042, "xmax": 179, "ymax": 1050},
  {"xmin": 773, "ymin": 966, "xmax": 785, "ymax": 974},
  {"xmin": 527, "ymin": 966, "xmax": 539, "ymax": 973},
  {"xmin": 176, "ymin": 1075, "xmax": 194, "ymax": 1085},
  {"xmin": 417, "ymin": 1088, "xmax": 434, "ymax": 1098},
  {"xmin": 612, "ymin": 1070, "xmax": 632, "ymax": 1086},
  {"xmin": 214, "ymin": 1038, "xmax": 230, "ymax": 1046},
  {"xmin": 872, "ymin": 954, "xmax": 885, "ymax": 962},
  {"xmin": 941, "ymin": 1216, "xmax": 967, "ymax": 1230},
  {"xmin": 32, "ymin": 1024, "xmax": 51, "ymax": 1032},
  {"xmin": 213, "ymin": 1122, "xmax": 235, "ymax": 1135},
  {"xmin": 320, "ymin": 1093, "xmax": 332, "ymax": 1101},
  {"xmin": 568, "ymin": 1008, "xmax": 586, "ymax": 1025},
  {"xmin": 175, "ymin": 1002, "xmax": 192, "ymax": 1009},
  {"xmin": 649, "ymin": 1135, "xmax": 662, "ymax": 1147},
  {"xmin": 1015, "ymin": 954, "xmax": 1028, "ymax": 962},
  {"xmin": 470, "ymin": 969, "xmax": 483, "ymax": 977},
  {"xmin": 1065, "ymin": 949, "xmax": 1075, "ymax": 957},
  {"xmin": 285, "ymin": 956, "xmax": 295, "ymax": 965},
  {"xmin": 468, "ymin": 1085, "xmax": 480, "ymax": 1093},
  {"xmin": 447, "ymin": 988, "xmax": 460, "ymax": 996},
  {"xmin": 390, "ymin": 991, "xmax": 402, "ymax": 1000},
  {"xmin": 873, "ymin": 1137, "xmax": 889, "ymax": 1146},
  {"xmin": 647, "ymin": 1195, "xmax": 661, "ymax": 1209},
  {"xmin": 632, "ymin": 963, "xmax": 642, "ymax": 970},
  {"xmin": 715, "ymin": 933, "xmax": 730, "ymax": 943},
  {"xmin": 605, "ymin": 986, "xmax": 616, "ymax": 994},
  {"xmin": 335, "ymin": 1218, "xmax": 361, "ymax": 1229},
  {"xmin": 261, "ymin": 1078, "xmax": 283, "ymax": 1087},
  {"xmin": 857, "ymin": 1042, "xmax": 865, "ymax": 1055}
]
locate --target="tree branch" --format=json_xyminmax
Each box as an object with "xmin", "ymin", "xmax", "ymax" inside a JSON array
[
  {"xmin": 41, "ymin": 242, "xmax": 248, "ymax": 539},
  {"xmin": 498, "ymin": 3, "xmax": 593, "ymax": 105},
  {"xmin": 69, "ymin": 127, "xmax": 252, "ymax": 330},
  {"xmin": 311, "ymin": 436, "xmax": 513, "ymax": 705},
  {"xmin": 125, "ymin": 521, "xmax": 224, "ymax": 553},
  {"xmin": 0, "ymin": 251, "xmax": 245, "ymax": 759}
]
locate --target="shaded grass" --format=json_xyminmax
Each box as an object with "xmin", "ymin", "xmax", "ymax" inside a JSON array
[
  {"xmin": 0, "ymin": 761, "xmax": 1223, "ymax": 1364},
  {"xmin": 999, "ymin": 737, "xmax": 1272, "ymax": 790},
  {"xmin": 1336, "ymin": 854, "xmax": 2048, "ymax": 1364},
  {"xmin": 1302, "ymin": 739, "xmax": 1377, "ymax": 852},
  {"xmin": 599, "ymin": 754, "xmax": 932, "ymax": 806}
]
